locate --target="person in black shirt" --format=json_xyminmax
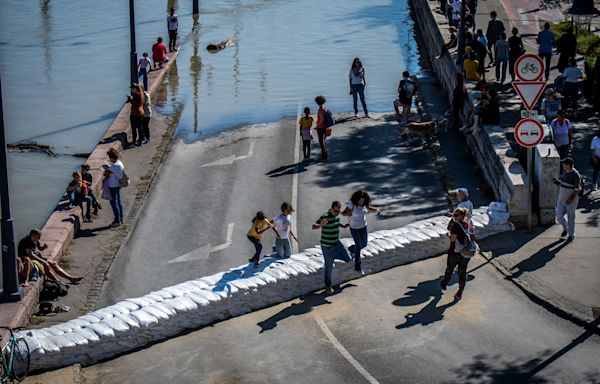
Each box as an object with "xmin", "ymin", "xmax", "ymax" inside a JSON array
[
  {"xmin": 508, "ymin": 27, "xmax": 525, "ymax": 82},
  {"xmin": 557, "ymin": 27, "xmax": 577, "ymax": 74},
  {"xmin": 81, "ymin": 164, "xmax": 102, "ymax": 215},
  {"xmin": 440, "ymin": 208, "xmax": 473, "ymax": 300}
]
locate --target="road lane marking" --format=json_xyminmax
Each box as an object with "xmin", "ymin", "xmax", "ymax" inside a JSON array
[
  {"xmin": 169, "ymin": 223, "xmax": 235, "ymax": 263},
  {"xmin": 291, "ymin": 103, "xmax": 301, "ymax": 253},
  {"xmin": 314, "ymin": 314, "xmax": 381, "ymax": 384},
  {"xmin": 202, "ymin": 141, "xmax": 255, "ymax": 167},
  {"xmin": 517, "ymin": 8, "xmax": 530, "ymax": 26}
]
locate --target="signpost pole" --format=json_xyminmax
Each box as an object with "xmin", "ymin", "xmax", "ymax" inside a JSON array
[{"xmin": 527, "ymin": 147, "xmax": 533, "ymax": 230}]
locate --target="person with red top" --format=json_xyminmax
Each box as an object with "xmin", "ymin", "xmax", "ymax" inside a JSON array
[
  {"xmin": 152, "ymin": 37, "xmax": 169, "ymax": 69},
  {"xmin": 315, "ymin": 95, "xmax": 329, "ymax": 160}
]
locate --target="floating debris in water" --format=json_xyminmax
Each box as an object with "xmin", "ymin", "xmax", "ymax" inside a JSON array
[
  {"xmin": 7, "ymin": 141, "xmax": 55, "ymax": 156},
  {"xmin": 207, "ymin": 38, "xmax": 235, "ymax": 53}
]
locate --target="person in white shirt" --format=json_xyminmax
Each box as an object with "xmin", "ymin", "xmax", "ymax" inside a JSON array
[
  {"xmin": 271, "ymin": 202, "xmax": 297, "ymax": 258},
  {"xmin": 591, "ymin": 129, "xmax": 600, "ymax": 191},
  {"xmin": 562, "ymin": 57, "xmax": 583, "ymax": 117},
  {"xmin": 167, "ymin": 8, "xmax": 179, "ymax": 52},
  {"xmin": 141, "ymin": 89, "xmax": 152, "ymax": 145},
  {"xmin": 550, "ymin": 110, "xmax": 573, "ymax": 159},
  {"xmin": 342, "ymin": 190, "xmax": 381, "ymax": 274},
  {"xmin": 105, "ymin": 148, "xmax": 125, "ymax": 227},
  {"xmin": 137, "ymin": 52, "xmax": 152, "ymax": 91}
]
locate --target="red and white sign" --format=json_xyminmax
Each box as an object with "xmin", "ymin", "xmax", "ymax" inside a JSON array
[
  {"xmin": 512, "ymin": 81, "xmax": 546, "ymax": 111},
  {"xmin": 514, "ymin": 118, "xmax": 544, "ymax": 148},
  {"xmin": 515, "ymin": 54, "xmax": 545, "ymax": 81}
]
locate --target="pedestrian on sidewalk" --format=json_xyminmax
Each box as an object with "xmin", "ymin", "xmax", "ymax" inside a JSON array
[
  {"xmin": 466, "ymin": 32, "xmax": 487, "ymax": 79},
  {"xmin": 315, "ymin": 95, "xmax": 329, "ymax": 160},
  {"xmin": 342, "ymin": 190, "xmax": 381, "ymax": 275},
  {"xmin": 444, "ymin": 27, "xmax": 458, "ymax": 50},
  {"xmin": 562, "ymin": 57, "xmax": 583, "ymax": 117},
  {"xmin": 81, "ymin": 164, "xmax": 102, "ymax": 216},
  {"xmin": 537, "ymin": 23, "xmax": 555, "ymax": 81},
  {"xmin": 18, "ymin": 228, "xmax": 83, "ymax": 284},
  {"xmin": 476, "ymin": 29, "xmax": 490, "ymax": 66},
  {"xmin": 138, "ymin": 52, "xmax": 151, "ymax": 91},
  {"xmin": 550, "ymin": 110, "xmax": 573, "ymax": 159},
  {"xmin": 557, "ymin": 26, "xmax": 577, "ymax": 74},
  {"xmin": 247, "ymin": 211, "xmax": 274, "ymax": 267},
  {"xmin": 271, "ymin": 202, "xmax": 298, "ymax": 259},
  {"xmin": 485, "ymin": 11, "xmax": 505, "ymax": 65},
  {"xmin": 127, "ymin": 83, "xmax": 145, "ymax": 147},
  {"xmin": 167, "ymin": 7, "xmax": 179, "ymax": 52},
  {"xmin": 394, "ymin": 71, "xmax": 417, "ymax": 125},
  {"xmin": 67, "ymin": 171, "xmax": 93, "ymax": 222},
  {"xmin": 448, "ymin": 0, "xmax": 461, "ymax": 27},
  {"xmin": 590, "ymin": 129, "xmax": 600, "ymax": 191},
  {"xmin": 141, "ymin": 85, "xmax": 152, "ymax": 145},
  {"xmin": 349, "ymin": 58, "xmax": 369, "ymax": 118},
  {"xmin": 152, "ymin": 37, "xmax": 169, "ymax": 69},
  {"xmin": 440, "ymin": 207, "xmax": 474, "ymax": 300},
  {"xmin": 553, "ymin": 157, "xmax": 581, "ymax": 241},
  {"xmin": 105, "ymin": 148, "xmax": 125, "ymax": 227},
  {"xmin": 494, "ymin": 32, "xmax": 509, "ymax": 83},
  {"xmin": 299, "ymin": 107, "xmax": 314, "ymax": 161},
  {"xmin": 541, "ymin": 88, "xmax": 561, "ymax": 124},
  {"xmin": 451, "ymin": 72, "xmax": 468, "ymax": 132},
  {"xmin": 508, "ymin": 28, "xmax": 525, "ymax": 82},
  {"xmin": 313, "ymin": 201, "xmax": 351, "ymax": 294}
]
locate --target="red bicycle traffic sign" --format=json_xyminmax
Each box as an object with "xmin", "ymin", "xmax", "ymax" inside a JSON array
[
  {"xmin": 515, "ymin": 118, "xmax": 544, "ymax": 147},
  {"xmin": 515, "ymin": 54, "xmax": 545, "ymax": 81}
]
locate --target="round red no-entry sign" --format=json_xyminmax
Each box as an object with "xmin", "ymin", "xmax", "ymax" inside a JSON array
[
  {"xmin": 515, "ymin": 54, "xmax": 545, "ymax": 81},
  {"xmin": 515, "ymin": 118, "xmax": 544, "ymax": 148}
]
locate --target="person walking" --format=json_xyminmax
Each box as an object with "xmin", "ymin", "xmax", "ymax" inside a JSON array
[
  {"xmin": 342, "ymin": 190, "xmax": 381, "ymax": 275},
  {"xmin": 138, "ymin": 52, "xmax": 151, "ymax": 91},
  {"xmin": 541, "ymin": 88, "xmax": 561, "ymax": 124},
  {"xmin": 557, "ymin": 26, "xmax": 577, "ymax": 74},
  {"xmin": 562, "ymin": 57, "xmax": 583, "ymax": 117},
  {"xmin": 271, "ymin": 202, "xmax": 298, "ymax": 259},
  {"xmin": 466, "ymin": 32, "xmax": 487, "ymax": 79},
  {"xmin": 127, "ymin": 83, "xmax": 145, "ymax": 147},
  {"xmin": 152, "ymin": 37, "xmax": 169, "ymax": 69},
  {"xmin": 299, "ymin": 107, "xmax": 314, "ymax": 161},
  {"xmin": 315, "ymin": 95, "xmax": 330, "ymax": 160},
  {"xmin": 247, "ymin": 211, "xmax": 273, "ymax": 267},
  {"xmin": 553, "ymin": 157, "xmax": 581, "ymax": 241},
  {"xmin": 494, "ymin": 32, "xmax": 509, "ymax": 83},
  {"xmin": 141, "ymin": 85, "xmax": 152, "ymax": 145},
  {"xmin": 394, "ymin": 71, "xmax": 417, "ymax": 125},
  {"xmin": 167, "ymin": 7, "xmax": 179, "ymax": 52},
  {"xmin": 590, "ymin": 129, "xmax": 600, "ymax": 191},
  {"xmin": 313, "ymin": 201, "xmax": 351, "ymax": 294},
  {"xmin": 105, "ymin": 148, "xmax": 125, "ymax": 227},
  {"xmin": 451, "ymin": 73, "xmax": 468, "ymax": 132},
  {"xmin": 440, "ymin": 207, "xmax": 474, "ymax": 300},
  {"xmin": 349, "ymin": 58, "xmax": 369, "ymax": 118},
  {"xmin": 508, "ymin": 27, "xmax": 525, "ymax": 82},
  {"xmin": 485, "ymin": 11, "xmax": 505, "ymax": 65},
  {"xmin": 537, "ymin": 23, "xmax": 555, "ymax": 81},
  {"xmin": 549, "ymin": 110, "xmax": 573, "ymax": 159}
]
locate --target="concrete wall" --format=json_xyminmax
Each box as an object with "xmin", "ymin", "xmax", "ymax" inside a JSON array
[
  {"xmin": 18, "ymin": 208, "xmax": 514, "ymax": 371},
  {"xmin": 534, "ymin": 144, "xmax": 560, "ymax": 225},
  {"xmin": 411, "ymin": 0, "xmax": 529, "ymax": 226}
]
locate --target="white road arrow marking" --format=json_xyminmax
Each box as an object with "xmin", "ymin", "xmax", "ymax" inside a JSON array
[
  {"xmin": 517, "ymin": 8, "xmax": 530, "ymax": 26},
  {"xmin": 169, "ymin": 223, "xmax": 235, "ymax": 263},
  {"xmin": 202, "ymin": 141, "xmax": 255, "ymax": 167}
]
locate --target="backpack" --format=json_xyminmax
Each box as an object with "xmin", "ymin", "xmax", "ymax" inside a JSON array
[
  {"xmin": 40, "ymin": 279, "xmax": 69, "ymax": 302},
  {"xmin": 399, "ymin": 80, "xmax": 414, "ymax": 104},
  {"xmin": 456, "ymin": 220, "xmax": 478, "ymax": 258},
  {"xmin": 324, "ymin": 108, "xmax": 336, "ymax": 128},
  {"xmin": 119, "ymin": 171, "xmax": 130, "ymax": 188}
]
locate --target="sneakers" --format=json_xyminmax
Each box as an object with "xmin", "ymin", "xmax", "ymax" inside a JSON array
[
  {"xmin": 566, "ymin": 236, "xmax": 575, "ymax": 242},
  {"xmin": 560, "ymin": 230, "xmax": 568, "ymax": 238},
  {"xmin": 355, "ymin": 268, "xmax": 365, "ymax": 276},
  {"xmin": 325, "ymin": 286, "xmax": 334, "ymax": 294},
  {"xmin": 142, "ymin": 138, "xmax": 150, "ymax": 145},
  {"xmin": 454, "ymin": 290, "xmax": 463, "ymax": 300}
]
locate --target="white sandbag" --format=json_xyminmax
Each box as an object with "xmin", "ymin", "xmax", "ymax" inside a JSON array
[
  {"xmin": 106, "ymin": 303, "xmax": 134, "ymax": 315},
  {"xmin": 372, "ymin": 239, "xmax": 395, "ymax": 251},
  {"xmin": 186, "ymin": 293, "xmax": 210, "ymax": 306},
  {"xmin": 194, "ymin": 290, "xmax": 222, "ymax": 302},
  {"xmin": 144, "ymin": 293, "xmax": 166, "ymax": 302},
  {"xmin": 140, "ymin": 306, "xmax": 170, "ymax": 321},
  {"xmin": 255, "ymin": 272, "xmax": 277, "ymax": 284},
  {"xmin": 229, "ymin": 279, "xmax": 251, "ymax": 291},
  {"xmin": 126, "ymin": 297, "xmax": 155, "ymax": 308},
  {"xmin": 420, "ymin": 227, "xmax": 441, "ymax": 238},
  {"xmin": 276, "ymin": 264, "xmax": 299, "ymax": 277},
  {"xmin": 71, "ymin": 326, "xmax": 100, "ymax": 342},
  {"xmin": 129, "ymin": 310, "xmax": 159, "ymax": 328},
  {"xmin": 198, "ymin": 273, "xmax": 225, "ymax": 286},
  {"xmin": 151, "ymin": 302, "xmax": 178, "ymax": 316},
  {"xmin": 48, "ymin": 334, "xmax": 75, "ymax": 349},
  {"xmin": 93, "ymin": 308, "xmax": 118, "ymax": 319},
  {"xmin": 62, "ymin": 331, "xmax": 89, "ymax": 345},
  {"xmin": 188, "ymin": 280, "xmax": 211, "ymax": 290},
  {"xmin": 38, "ymin": 337, "xmax": 60, "ymax": 353},
  {"xmin": 174, "ymin": 282, "xmax": 201, "ymax": 294},
  {"xmin": 263, "ymin": 267, "xmax": 288, "ymax": 281},
  {"xmin": 87, "ymin": 322, "xmax": 116, "ymax": 338},
  {"xmin": 114, "ymin": 301, "xmax": 140, "ymax": 312},
  {"xmin": 150, "ymin": 290, "xmax": 174, "ymax": 300},
  {"xmin": 44, "ymin": 328, "xmax": 65, "ymax": 336},
  {"xmin": 79, "ymin": 314, "xmax": 103, "ymax": 324},
  {"xmin": 101, "ymin": 317, "xmax": 130, "ymax": 333},
  {"xmin": 246, "ymin": 275, "xmax": 268, "ymax": 287},
  {"xmin": 114, "ymin": 313, "xmax": 140, "ymax": 328},
  {"xmin": 49, "ymin": 323, "xmax": 75, "ymax": 334},
  {"xmin": 20, "ymin": 335, "xmax": 43, "ymax": 354},
  {"xmin": 162, "ymin": 296, "xmax": 198, "ymax": 312},
  {"xmin": 161, "ymin": 286, "xmax": 186, "ymax": 298}
]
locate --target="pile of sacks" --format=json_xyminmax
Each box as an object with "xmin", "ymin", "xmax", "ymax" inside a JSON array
[{"xmin": 19, "ymin": 207, "xmax": 514, "ymax": 371}]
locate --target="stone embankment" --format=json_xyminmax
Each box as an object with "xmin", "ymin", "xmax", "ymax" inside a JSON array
[
  {"xmin": 18, "ymin": 207, "xmax": 513, "ymax": 371},
  {"xmin": 0, "ymin": 53, "xmax": 178, "ymax": 330}
]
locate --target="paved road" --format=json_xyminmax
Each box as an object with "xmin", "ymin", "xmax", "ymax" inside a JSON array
[
  {"xmin": 40, "ymin": 253, "xmax": 600, "ymax": 384},
  {"xmin": 98, "ymin": 114, "xmax": 449, "ymax": 305}
]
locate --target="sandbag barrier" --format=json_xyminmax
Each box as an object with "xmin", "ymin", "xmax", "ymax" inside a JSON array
[{"xmin": 19, "ymin": 207, "xmax": 513, "ymax": 371}]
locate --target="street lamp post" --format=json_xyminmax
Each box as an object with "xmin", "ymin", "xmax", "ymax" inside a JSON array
[
  {"xmin": 193, "ymin": 0, "xmax": 199, "ymax": 15},
  {"xmin": 0, "ymin": 73, "xmax": 23, "ymax": 303},
  {"xmin": 129, "ymin": 0, "xmax": 138, "ymax": 86}
]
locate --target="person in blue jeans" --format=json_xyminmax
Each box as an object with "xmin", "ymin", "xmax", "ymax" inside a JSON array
[
  {"xmin": 349, "ymin": 57, "xmax": 369, "ymax": 118},
  {"xmin": 104, "ymin": 148, "xmax": 125, "ymax": 227},
  {"xmin": 342, "ymin": 190, "xmax": 381, "ymax": 275},
  {"xmin": 313, "ymin": 201, "xmax": 351, "ymax": 294},
  {"xmin": 271, "ymin": 202, "xmax": 297, "ymax": 258},
  {"xmin": 537, "ymin": 22, "xmax": 555, "ymax": 81}
]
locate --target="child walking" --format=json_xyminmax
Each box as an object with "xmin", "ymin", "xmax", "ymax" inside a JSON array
[
  {"xmin": 247, "ymin": 211, "xmax": 273, "ymax": 267},
  {"xmin": 299, "ymin": 107, "xmax": 314, "ymax": 160}
]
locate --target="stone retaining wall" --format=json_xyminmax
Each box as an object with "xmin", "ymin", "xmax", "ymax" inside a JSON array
[
  {"xmin": 18, "ymin": 208, "xmax": 514, "ymax": 371},
  {"xmin": 0, "ymin": 52, "xmax": 179, "ymax": 330},
  {"xmin": 412, "ymin": 0, "xmax": 529, "ymax": 226}
]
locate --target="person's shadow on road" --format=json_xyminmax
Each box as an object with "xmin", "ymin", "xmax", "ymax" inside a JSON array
[
  {"xmin": 266, "ymin": 159, "xmax": 319, "ymax": 178},
  {"xmin": 393, "ymin": 276, "xmax": 472, "ymax": 329},
  {"xmin": 257, "ymin": 283, "xmax": 355, "ymax": 333},
  {"xmin": 510, "ymin": 240, "xmax": 568, "ymax": 279}
]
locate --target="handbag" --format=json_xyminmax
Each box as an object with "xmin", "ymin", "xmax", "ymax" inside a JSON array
[
  {"xmin": 457, "ymin": 220, "xmax": 477, "ymax": 258},
  {"xmin": 101, "ymin": 182, "xmax": 112, "ymax": 200},
  {"xmin": 325, "ymin": 127, "xmax": 332, "ymax": 137},
  {"xmin": 118, "ymin": 171, "xmax": 130, "ymax": 188}
]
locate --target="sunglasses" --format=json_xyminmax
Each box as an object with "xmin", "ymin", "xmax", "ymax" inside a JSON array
[{"xmin": 333, "ymin": 209, "xmax": 341, "ymax": 213}]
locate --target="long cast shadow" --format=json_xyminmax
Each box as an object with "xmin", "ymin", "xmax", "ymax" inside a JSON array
[{"xmin": 510, "ymin": 240, "xmax": 568, "ymax": 279}]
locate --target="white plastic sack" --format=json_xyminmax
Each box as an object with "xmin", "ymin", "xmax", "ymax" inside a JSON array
[
  {"xmin": 129, "ymin": 310, "xmax": 159, "ymax": 328},
  {"xmin": 489, "ymin": 202, "xmax": 508, "ymax": 212}
]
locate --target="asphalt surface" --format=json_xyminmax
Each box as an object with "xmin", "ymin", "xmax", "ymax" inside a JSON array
[
  {"xmin": 54, "ymin": 253, "xmax": 600, "ymax": 384},
  {"xmin": 98, "ymin": 113, "xmax": 449, "ymax": 305}
]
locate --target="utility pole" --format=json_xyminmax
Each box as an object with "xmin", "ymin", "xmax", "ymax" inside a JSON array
[
  {"xmin": 0, "ymin": 72, "xmax": 23, "ymax": 303},
  {"xmin": 129, "ymin": 0, "xmax": 138, "ymax": 86},
  {"xmin": 193, "ymin": 0, "xmax": 199, "ymax": 15}
]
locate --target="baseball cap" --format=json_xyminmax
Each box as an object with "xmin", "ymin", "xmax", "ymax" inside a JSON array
[{"xmin": 457, "ymin": 188, "xmax": 469, "ymax": 196}]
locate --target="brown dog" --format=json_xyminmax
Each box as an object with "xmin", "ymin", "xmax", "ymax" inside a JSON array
[{"xmin": 401, "ymin": 118, "xmax": 448, "ymax": 144}]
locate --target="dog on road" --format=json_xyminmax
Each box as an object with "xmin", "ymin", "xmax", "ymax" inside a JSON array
[{"xmin": 400, "ymin": 118, "xmax": 448, "ymax": 145}]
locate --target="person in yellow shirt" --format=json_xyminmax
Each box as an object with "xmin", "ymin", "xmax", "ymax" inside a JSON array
[
  {"xmin": 463, "ymin": 52, "xmax": 481, "ymax": 82},
  {"xmin": 299, "ymin": 107, "xmax": 314, "ymax": 161},
  {"xmin": 247, "ymin": 211, "xmax": 274, "ymax": 266}
]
